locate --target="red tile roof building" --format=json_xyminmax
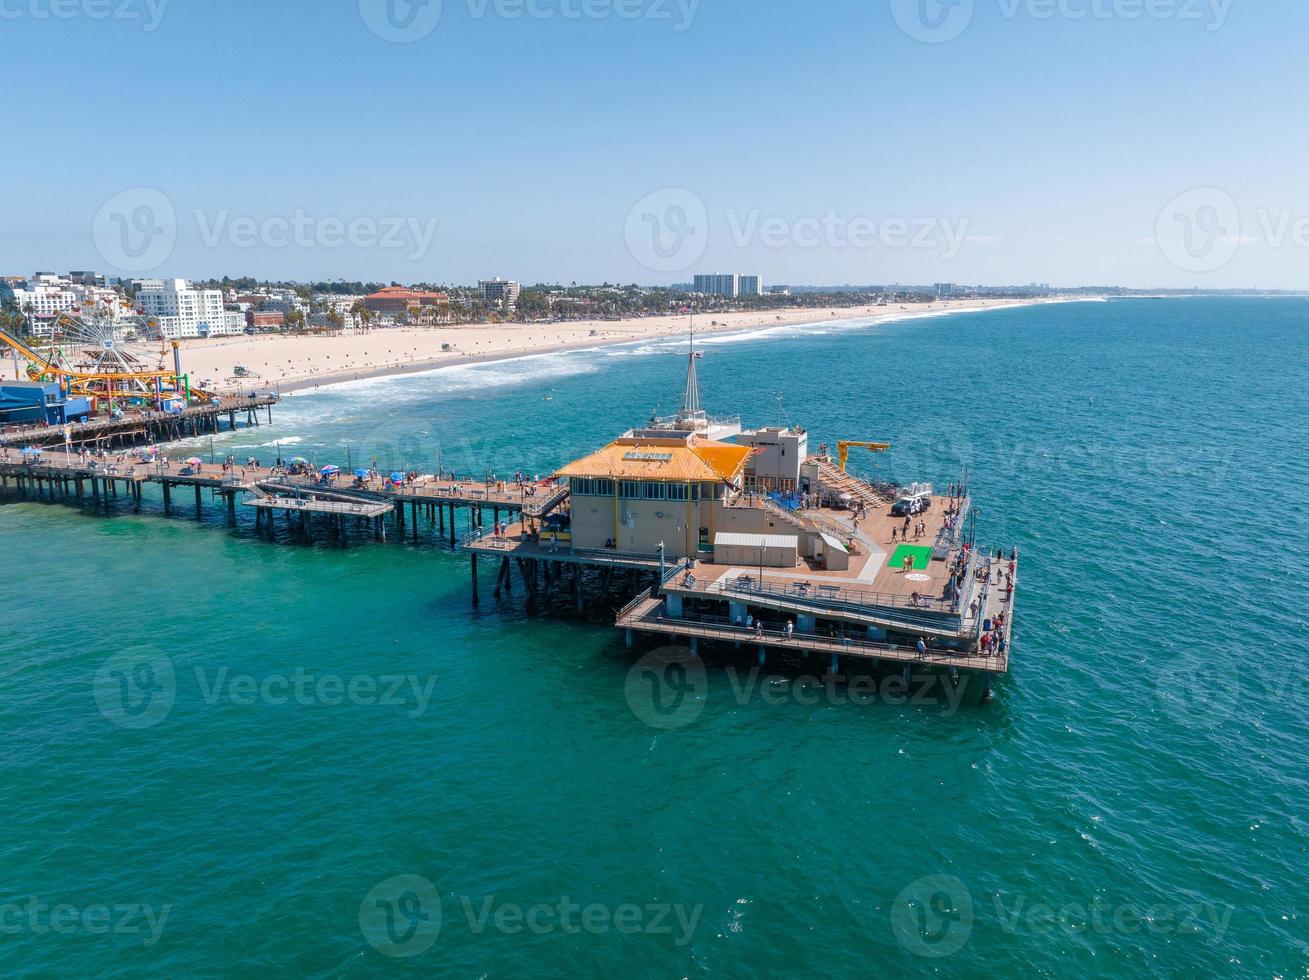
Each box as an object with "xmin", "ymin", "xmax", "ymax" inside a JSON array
[{"xmin": 363, "ymin": 287, "xmax": 450, "ymax": 319}]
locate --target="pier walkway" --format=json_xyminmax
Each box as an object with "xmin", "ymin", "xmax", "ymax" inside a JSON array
[
  {"xmin": 617, "ymin": 590, "xmax": 1008, "ymax": 673},
  {"xmin": 0, "ymin": 448, "xmax": 563, "ymax": 548},
  {"xmin": 0, "ymin": 394, "xmax": 279, "ymax": 449}
]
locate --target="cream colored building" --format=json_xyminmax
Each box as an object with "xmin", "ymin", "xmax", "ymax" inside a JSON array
[{"xmin": 555, "ymin": 429, "xmax": 753, "ymax": 559}]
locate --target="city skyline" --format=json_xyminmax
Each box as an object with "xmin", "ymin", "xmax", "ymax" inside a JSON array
[{"xmin": 4, "ymin": 1, "xmax": 1305, "ymax": 288}]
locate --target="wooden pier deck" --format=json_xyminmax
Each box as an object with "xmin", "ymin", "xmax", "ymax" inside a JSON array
[
  {"xmin": 0, "ymin": 394, "xmax": 279, "ymax": 449},
  {"xmin": 244, "ymin": 496, "xmax": 393, "ymax": 518},
  {"xmin": 616, "ymin": 591, "xmax": 1009, "ymax": 674},
  {"xmin": 0, "ymin": 448, "xmax": 567, "ymax": 549}
]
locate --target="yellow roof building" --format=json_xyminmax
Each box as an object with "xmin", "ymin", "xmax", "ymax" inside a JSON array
[{"xmin": 555, "ymin": 432, "xmax": 752, "ymax": 484}]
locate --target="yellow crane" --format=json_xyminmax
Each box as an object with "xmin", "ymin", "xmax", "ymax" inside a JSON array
[{"xmin": 837, "ymin": 440, "xmax": 891, "ymax": 472}]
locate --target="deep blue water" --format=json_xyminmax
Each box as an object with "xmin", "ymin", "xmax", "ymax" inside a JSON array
[{"xmin": 1, "ymin": 297, "xmax": 1306, "ymax": 977}]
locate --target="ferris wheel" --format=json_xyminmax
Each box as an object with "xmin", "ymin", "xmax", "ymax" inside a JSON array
[
  {"xmin": 50, "ymin": 313, "xmax": 163, "ymax": 373},
  {"xmin": 9, "ymin": 311, "xmax": 181, "ymax": 404}
]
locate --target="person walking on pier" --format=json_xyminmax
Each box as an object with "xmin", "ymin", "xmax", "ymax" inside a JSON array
[{"xmin": 785, "ymin": 620, "xmax": 794, "ymax": 641}]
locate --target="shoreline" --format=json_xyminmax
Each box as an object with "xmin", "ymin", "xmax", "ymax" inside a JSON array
[{"xmin": 261, "ymin": 298, "xmax": 1079, "ymax": 397}]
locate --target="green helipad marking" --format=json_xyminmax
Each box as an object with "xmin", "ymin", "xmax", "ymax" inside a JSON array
[{"xmin": 888, "ymin": 544, "xmax": 933, "ymax": 572}]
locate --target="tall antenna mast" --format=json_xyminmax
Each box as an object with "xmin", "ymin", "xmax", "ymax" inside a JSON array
[{"xmin": 681, "ymin": 317, "xmax": 701, "ymax": 418}]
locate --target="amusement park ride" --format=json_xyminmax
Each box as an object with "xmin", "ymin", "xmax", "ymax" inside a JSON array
[{"xmin": 0, "ymin": 312, "xmax": 214, "ymax": 411}]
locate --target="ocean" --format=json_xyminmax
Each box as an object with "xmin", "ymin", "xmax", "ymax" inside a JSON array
[{"xmin": 1, "ymin": 297, "xmax": 1306, "ymax": 977}]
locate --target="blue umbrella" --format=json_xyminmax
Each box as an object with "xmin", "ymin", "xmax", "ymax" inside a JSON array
[
  {"xmin": 321, "ymin": 465, "xmax": 340, "ymax": 474},
  {"xmin": 390, "ymin": 472, "xmax": 406, "ymax": 484},
  {"xmin": 354, "ymin": 468, "xmax": 369, "ymax": 478},
  {"xmin": 20, "ymin": 447, "xmax": 43, "ymax": 456}
]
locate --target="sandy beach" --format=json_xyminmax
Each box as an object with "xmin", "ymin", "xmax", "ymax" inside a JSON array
[
  {"xmin": 159, "ymin": 298, "xmax": 1056, "ymax": 395},
  {"xmin": 0, "ymin": 297, "xmax": 1065, "ymax": 393}
]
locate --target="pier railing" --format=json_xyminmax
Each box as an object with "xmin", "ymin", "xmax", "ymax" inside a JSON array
[
  {"xmin": 620, "ymin": 606, "xmax": 1002, "ymax": 670},
  {"xmin": 617, "ymin": 587, "xmax": 654, "ymax": 621},
  {"xmin": 687, "ymin": 575, "xmax": 967, "ymax": 635}
]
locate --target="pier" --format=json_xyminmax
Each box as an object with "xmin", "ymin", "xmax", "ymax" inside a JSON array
[
  {"xmin": 0, "ymin": 446, "xmax": 569, "ymax": 548},
  {"xmin": 0, "ymin": 394, "xmax": 280, "ymax": 450},
  {"xmin": 0, "ymin": 348, "xmax": 1021, "ymax": 706}
]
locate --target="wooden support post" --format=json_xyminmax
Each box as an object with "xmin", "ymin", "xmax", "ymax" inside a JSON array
[
  {"xmin": 470, "ymin": 552, "xmax": 480, "ymax": 607},
  {"xmin": 162, "ymin": 482, "xmax": 171, "ymax": 515},
  {"xmin": 195, "ymin": 484, "xmax": 203, "ymax": 520}
]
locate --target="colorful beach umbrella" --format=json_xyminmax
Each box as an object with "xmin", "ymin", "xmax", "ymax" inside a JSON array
[
  {"xmin": 321, "ymin": 465, "xmax": 340, "ymax": 475},
  {"xmin": 390, "ymin": 472, "xmax": 406, "ymax": 484},
  {"xmin": 354, "ymin": 468, "xmax": 369, "ymax": 478}
]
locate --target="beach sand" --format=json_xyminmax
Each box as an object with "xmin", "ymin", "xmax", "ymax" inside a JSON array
[
  {"xmin": 0, "ymin": 298, "xmax": 1057, "ymax": 392},
  {"xmin": 171, "ymin": 298, "xmax": 1052, "ymax": 394}
]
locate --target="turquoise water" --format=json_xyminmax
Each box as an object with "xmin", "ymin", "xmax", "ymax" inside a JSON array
[{"xmin": 2, "ymin": 298, "xmax": 1307, "ymax": 976}]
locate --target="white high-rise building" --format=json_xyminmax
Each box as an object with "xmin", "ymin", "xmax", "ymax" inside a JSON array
[
  {"xmin": 138, "ymin": 279, "xmax": 243, "ymax": 339},
  {"xmin": 479, "ymin": 278, "xmax": 521, "ymax": 309},
  {"xmin": 693, "ymin": 274, "xmax": 741, "ymax": 298}
]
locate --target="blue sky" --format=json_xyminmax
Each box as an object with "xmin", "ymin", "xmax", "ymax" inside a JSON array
[{"xmin": 3, "ymin": 0, "xmax": 1306, "ymax": 288}]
